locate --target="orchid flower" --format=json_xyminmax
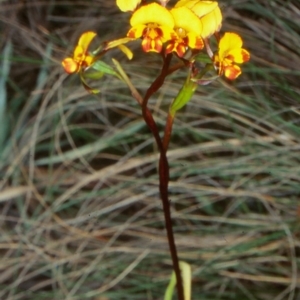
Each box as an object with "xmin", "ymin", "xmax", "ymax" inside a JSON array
[
  {"xmin": 62, "ymin": 31, "xmax": 96, "ymax": 74},
  {"xmin": 213, "ymin": 32, "xmax": 250, "ymax": 80}
]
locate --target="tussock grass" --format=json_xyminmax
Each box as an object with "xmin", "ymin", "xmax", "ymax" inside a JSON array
[{"xmin": 0, "ymin": 0, "xmax": 299, "ymax": 299}]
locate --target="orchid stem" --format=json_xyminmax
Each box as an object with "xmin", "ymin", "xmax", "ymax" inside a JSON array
[
  {"xmin": 163, "ymin": 112, "xmax": 175, "ymax": 151},
  {"xmin": 141, "ymin": 54, "xmax": 184, "ymax": 300}
]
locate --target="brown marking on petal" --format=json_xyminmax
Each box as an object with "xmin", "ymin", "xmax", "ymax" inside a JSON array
[
  {"xmin": 176, "ymin": 43, "xmax": 186, "ymax": 57},
  {"xmin": 242, "ymin": 49, "xmax": 250, "ymax": 62},
  {"xmin": 142, "ymin": 36, "xmax": 162, "ymax": 53},
  {"xmin": 195, "ymin": 37, "xmax": 204, "ymax": 49},
  {"xmin": 143, "ymin": 26, "xmax": 163, "ymax": 41},
  {"xmin": 165, "ymin": 43, "xmax": 174, "ymax": 55},
  {"xmin": 171, "ymin": 35, "xmax": 188, "ymax": 56},
  {"xmin": 153, "ymin": 37, "xmax": 163, "ymax": 52},
  {"xmin": 127, "ymin": 28, "xmax": 137, "ymax": 38},
  {"xmin": 226, "ymin": 54, "xmax": 234, "ymax": 62},
  {"xmin": 170, "ymin": 32, "xmax": 178, "ymax": 40},
  {"xmin": 156, "ymin": 27, "xmax": 163, "ymax": 38},
  {"xmin": 81, "ymin": 60, "xmax": 89, "ymax": 69},
  {"xmin": 140, "ymin": 26, "xmax": 164, "ymax": 53},
  {"xmin": 166, "ymin": 37, "xmax": 186, "ymax": 57},
  {"xmin": 142, "ymin": 37, "xmax": 151, "ymax": 52},
  {"xmin": 182, "ymin": 36, "xmax": 188, "ymax": 46},
  {"xmin": 225, "ymin": 66, "xmax": 241, "ymax": 80}
]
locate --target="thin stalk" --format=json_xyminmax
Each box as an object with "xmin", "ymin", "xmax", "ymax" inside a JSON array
[
  {"xmin": 141, "ymin": 54, "xmax": 184, "ymax": 300},
  {"xmin": 163, "ymin": 112, "xmax": 175, "ymax": 151}
]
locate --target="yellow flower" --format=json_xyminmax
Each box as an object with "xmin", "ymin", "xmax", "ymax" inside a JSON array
[
  {"xmin": 127, "ymin": 3, "xmax": 175, "ymax": 53},
  {"xmin": 175, "ymin": 0, "xmax": 222, "ymax": 38},
  {"xmin": 166, "ymin": 6, "xmax": 204, "ymax": 57},
  {"xmin": 116, "ymin": 0, "xmax": 141, "ymax": 12},
  {"xmin": 213, "ymin": 32, "xmax": 250, "ymax": 80},
  {"xmin": 62, "ymin": 32, "xmax": 96, "ymax": 74}
]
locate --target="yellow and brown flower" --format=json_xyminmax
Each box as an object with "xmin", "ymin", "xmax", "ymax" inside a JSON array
[
  {"xmin": 166, "ymin": 6, "xmax": 204, "ymax": 57},
  {"xmin": 62, "ymin": 31, "xmax": 96, "ymax": 74},
  {"xmin": 127, "ymin": 3, "xmax": 175, "ymax": 53},
  {"xmin": 213, "ymin": 32, "xmax": 250, "ymax": 80}
]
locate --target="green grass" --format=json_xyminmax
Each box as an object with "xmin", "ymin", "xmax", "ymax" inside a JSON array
[{"xmin": 0, "ymin": 0, "xmax": 300, "ymax": 299}]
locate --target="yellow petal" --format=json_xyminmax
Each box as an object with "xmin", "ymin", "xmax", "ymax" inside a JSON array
[
  {"xmin": 127, "ymin": 24, "xmax": 146, "ymax": 38},
  {"xmin": 200, "ymin": 5, "xmax": 222, "ymax": 38},
  {"xmin": 117, "ymin": 44, "xmax": 133, "ymax": 59},
  {"xmin": 130, "ymin": 3, "xmax": 174, "ymax": 29},
  {"xmin": 84, "ymin": 55, "xmax": 94, "ymax": 66},
  {"xmin": 224, "ymin": 65, "xmax": 241, "ymax": 80},
  {"xmin": 73, "ymin": 45, "xmax": 84, "ymax": 60},
  {"xmin": 194, "ymin": 1, "xmax": 218, "ymax": 17},
  {"xmin": 62, "ymin": 57, "xmax": 79, "ymax": 74},
  {"xmin": 106, "ymin": 37, "xmax": 136, "ymax": 49},
  {"xmin": 175, "ymin": 0, "xmax": 201, "ymax": 9},
  {"xmin": 187, "ymin": 32, "xmax": 204, "ymax": 49},
  {"xmin": 176, "ymin": 0, "xmax": 218, "ymax": 18},
  {"xmin": 175, "ymin": 1, "xmax": 222, "ymax": 37},
  {"xmin": 227, "ymin": 48, "xmax": 250, "ymax": 63},
  {"xmin": 77, "ymin": 31, "xmax": 97, "ymax": 51},
  {"xmin": 219, "ymin": 32, "xmax": 243, "ymax": 58},
  {"xmin": 98, "ymin": 36, "xmax": 134, "ymax": 59},
  {"xmin": 171, "ymin": 7, "xmax": 202, "ymax": 35},
  {"xmin": 160, "ymin": 25, "xmax": 176, "ymax": 42},
  {"xmin": 116, "ymin": 0, "xmax": 141, "ymax": 12}
]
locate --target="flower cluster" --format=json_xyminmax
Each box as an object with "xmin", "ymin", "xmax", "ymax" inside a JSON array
[
  {"xmin": 125, "ymin": 0, "xmax": 222, "ymax": 57},
  {"xmin": 62, "ymin": 0, "xmax": 250, "ymax": 80}
]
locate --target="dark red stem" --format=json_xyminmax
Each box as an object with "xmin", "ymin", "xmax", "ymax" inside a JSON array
[
  {"xmin": 141, "ymin": 54, "xmax": 184, "ymax": 300},
  {"xmin": 163, "ymin": 113, "xmax": 174, "ymax": 151}
]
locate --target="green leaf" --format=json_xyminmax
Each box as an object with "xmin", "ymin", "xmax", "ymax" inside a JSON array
[
  {"xmin": 170, "ymin": 78, "xmax": 197, "ymax": 115},
  {"xmin": 164, "ymin": 271, "xmax": 176, "ymax": 300},
  {"xmin": 195, "ymin": 52, "xmax": 213, "ymax": 64},
  {"xmin": 91, "ymin": 60, "xmax": 121, "ymax": 79},
  {"xmin": 0, "ymin": 39, "xmax": 12, "ymax": 153},
  {"xmin": 164, "ymin": 261, "xmax": 192, "ymax": 300},
  {"xmin": 80, "ymin": 71, "xmax": 100, "ymax": 94},
  {"xmin": 83, "ymin": 71, "xmax": 104, "ymax": 80}
]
